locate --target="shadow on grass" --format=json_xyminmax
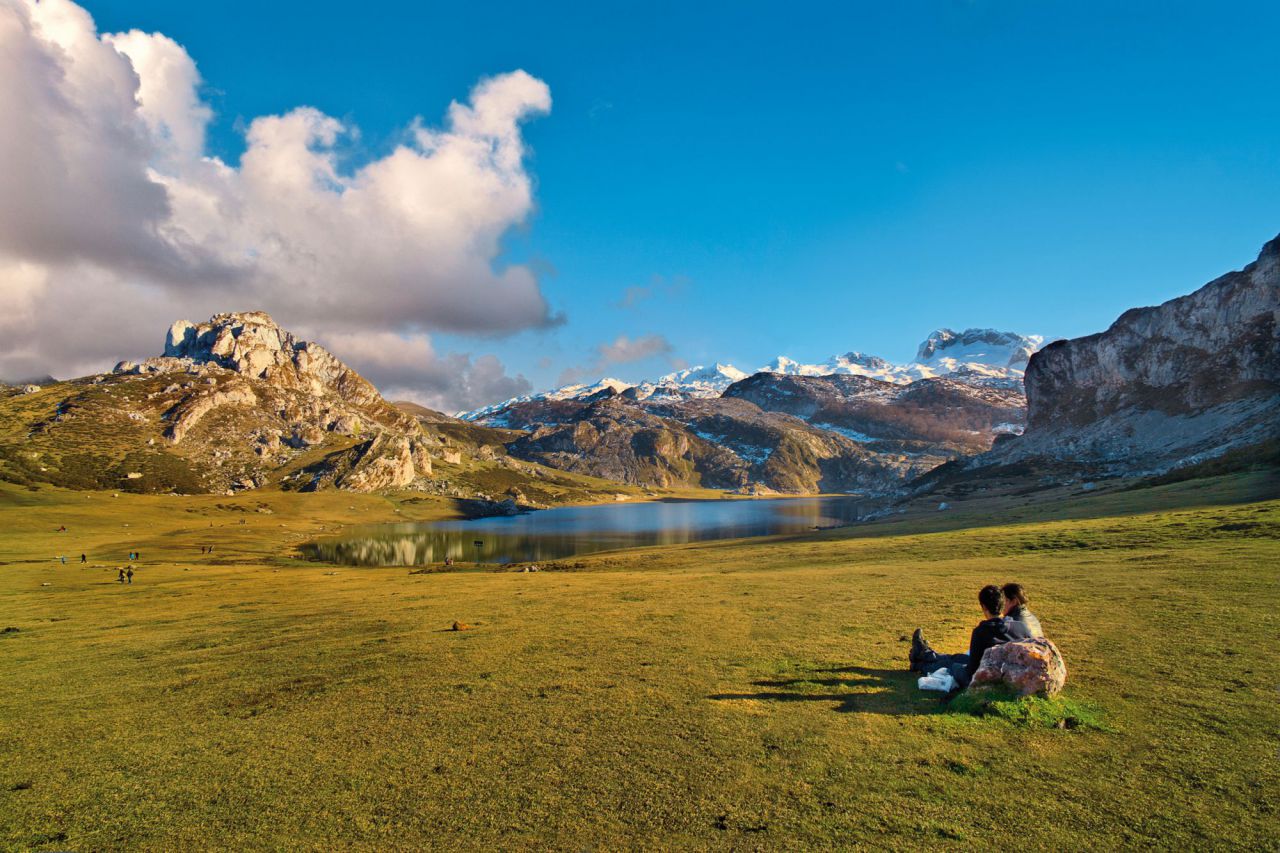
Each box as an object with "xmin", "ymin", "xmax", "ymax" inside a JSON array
[
  {"xmin": 711, "ymin": 665, "xmax": 1108, "ymax": 729},
  {"xmin": 709, "ymin": 666, "xmax": 928, "ymax": 716}
]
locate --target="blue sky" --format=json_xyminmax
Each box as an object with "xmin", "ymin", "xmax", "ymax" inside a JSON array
[{"xmin": 79, "ymin": 0, "xmax": 1280, "ymax": 394}]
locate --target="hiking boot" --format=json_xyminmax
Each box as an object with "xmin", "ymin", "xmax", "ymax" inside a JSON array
[{"xmin": 909, "ymin": 628, "xmax": 930, "ymax": 672}]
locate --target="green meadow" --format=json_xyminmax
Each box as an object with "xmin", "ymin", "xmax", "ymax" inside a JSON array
[{"xmin": 1, "ymin": 473, "xmax": 1277, "ymax": 850}]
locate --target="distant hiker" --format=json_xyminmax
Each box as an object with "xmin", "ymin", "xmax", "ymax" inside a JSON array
[
  {"xmin": 200, "ymin": 546, "xmax": 206, "ymax": 554},
  {"xmin": 126, "ymin": 567, "xmax": 133, "ymax": 584},
  {"xmin": 59, "ymin": 555, "xmax": 66, "ymax": 565},
  {"xmin": 80, "ymin": 554, "xmax": 86, "ymax": 563},
  {"xmin": 1002, "ymin": 582, "xmax": 1044, "ymax": 638},
  {"xmin": 207, "ymin": 545, "xmax": 214, "ymax": 554},
  {"xmin": 117, "ymin": 568, "xmax": 125, "ymax": 583},
  {"xmin": 909, "ymin": 584, "xmax": 1032, "ymax": 690}
]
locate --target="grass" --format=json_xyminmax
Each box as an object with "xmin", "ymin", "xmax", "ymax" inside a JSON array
[
  {"xmin": 0, "ymin": 472, "xmax": 1277, "ymax": 849},
  {"xmin": 945, "ymin": 688, "xmax": 1108, "ymax": 731}
]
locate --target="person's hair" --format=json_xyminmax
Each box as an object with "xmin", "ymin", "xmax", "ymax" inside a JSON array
[
  {"xmin": 978, "ymin": 584, "xmax": 1005, "ymax": 617},
  {"xmin": 1002, "ymin": 583, "xmax": 1027, "ymax": 607}
]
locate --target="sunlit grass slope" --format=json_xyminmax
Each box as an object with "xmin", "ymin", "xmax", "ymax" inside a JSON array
[{"xmin": 1, "ymin": 473, "xmax": 1277, "ymax": 849}]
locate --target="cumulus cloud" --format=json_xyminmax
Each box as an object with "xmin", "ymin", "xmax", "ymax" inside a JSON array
[{"xmin": 0, "ymin": 0, "xmax": 551, "ymax": 409}]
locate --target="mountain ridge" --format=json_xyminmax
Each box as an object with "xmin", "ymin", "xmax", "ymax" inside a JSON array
[{"xmin": 462, "ymin": 327, "xmax": 1043, "ymax": 421}]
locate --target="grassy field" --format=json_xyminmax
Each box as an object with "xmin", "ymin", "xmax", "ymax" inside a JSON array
[{"xmin": 1, "ymin": 473, "xmax": 1277, "ymax": 849}]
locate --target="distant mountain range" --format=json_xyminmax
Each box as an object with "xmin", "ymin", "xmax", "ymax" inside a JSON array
[
  {"xmin": 455, "ymin": 329, "xmax": 1042, "ymax": 494},
  {"xmin": 2, "ymin": 236, "xmax": 1273, "ymax": 500},
  {"xmin": 462, "ymin": 328, "xmax": 1044, "ymax": 423}
]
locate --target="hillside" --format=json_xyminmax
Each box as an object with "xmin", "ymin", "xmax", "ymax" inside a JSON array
[
  {"xmin": 0, "ymin": 313, "xmax": 653, "ymax": 504},
  {"xmin": 503, "ymin": 395, "xmax": 921, "ymax": 493}
]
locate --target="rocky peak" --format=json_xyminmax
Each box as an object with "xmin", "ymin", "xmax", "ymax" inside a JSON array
[
  {"xmin": 915, "ymin": 329, "xmax": 1042, "ymax": 369},
  {"xmin": 100, "ymin": 311, "xmax": 437, "ymax": 492},
  {"xmin": 833, "ymin": 352, "xmax": 892, "ymax": 371},
  {"xmin": 120, "ymin": 311, "xmax": 385, "ymax": 413}
]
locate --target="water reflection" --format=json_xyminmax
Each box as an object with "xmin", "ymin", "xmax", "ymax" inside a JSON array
[{"xmin": 302, "ymin": 496, "xmax": 868, "ymax": 566}]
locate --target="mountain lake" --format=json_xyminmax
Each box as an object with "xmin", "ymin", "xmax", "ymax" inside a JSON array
[{"xmin": 302, "ymin": 496, "xmax": 873, "ymax": 566}]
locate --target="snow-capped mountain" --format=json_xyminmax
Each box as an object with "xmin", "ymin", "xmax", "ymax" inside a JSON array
[
  {"xmin": 763, "ymin": 329, "xmax": 1044, "ymax": 385},
  {"xmin": 626, "ymin": 363, "xmax": 749, "ymax": 401},
  {"xmin": 462, "ymin": 377, "xmax": 633, "ymax": 422},
  {"xmin": 460, "ymin": 365, "xmax": 748, "ymax": 421},
  {"xmin": 915, "ymin": 328, "xmax": 1042, "ymax": 369},
  {"xmin": 460, "ymin": 328, "xmax": 1042, "ymax": 420}
]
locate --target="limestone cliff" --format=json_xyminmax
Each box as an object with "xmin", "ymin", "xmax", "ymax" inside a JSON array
[{"xmin": 983, "ymin": 234, "xmax": 1279, "ymax": 474}]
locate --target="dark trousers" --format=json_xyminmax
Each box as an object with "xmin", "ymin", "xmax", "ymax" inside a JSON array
[{"xmin": 915, "ymin": 651, "xmax": 970, "ymax": 687}]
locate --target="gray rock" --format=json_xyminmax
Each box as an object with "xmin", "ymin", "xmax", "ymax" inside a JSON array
[{"xmin": 980, "ymin": 233, "xmax": 1280, "ymax": 475}]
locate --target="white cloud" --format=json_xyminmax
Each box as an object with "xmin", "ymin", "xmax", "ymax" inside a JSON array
[
  {"xmin": 596, "ymin": 334, "xmax": 673, "ymax": 365},
  {"xmin": 0, "ymin": 0, "xmax": 553, "ymax": 410},
  {"xmin": 317, "ymin": 330, "xmax": 531, "ymax": 413},
  {"xmin": 556, "ymin": 333, "xmax": 677, "ymax": 385}
]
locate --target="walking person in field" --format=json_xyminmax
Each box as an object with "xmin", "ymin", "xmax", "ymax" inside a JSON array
[
  {"xmin": 117, "ymin": 568, "xmax": 125, "ymax": 583},
  {"xmin": 1002, "ymin": 582, "xmax": 1044, "ymax": 638},
  {"xmin": 126, "ymin": 567, "xmax": 133, "ymax": 584}
]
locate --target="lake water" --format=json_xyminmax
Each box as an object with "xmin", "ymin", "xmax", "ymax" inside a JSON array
[{"xmin": 302, "ymin": 496, "xmax": 869, "ymax": 566}]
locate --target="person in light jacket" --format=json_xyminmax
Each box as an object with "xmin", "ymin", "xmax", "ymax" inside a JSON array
[{"xmin": 1001, "ymin": 582, "xmax": 1044, "ymax": 638}]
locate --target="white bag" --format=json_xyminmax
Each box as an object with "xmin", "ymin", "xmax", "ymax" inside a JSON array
[{"xmin": 917, "ymin": 667, "xmax": 957, "ymax": 692}]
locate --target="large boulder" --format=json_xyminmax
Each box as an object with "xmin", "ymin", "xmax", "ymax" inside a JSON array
[{"xmin": 969, "ymin": 637, "xmax": 1066, "ymax": 697}]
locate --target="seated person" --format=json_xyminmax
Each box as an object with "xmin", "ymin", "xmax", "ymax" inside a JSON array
[
  {"xmin": 909, "ymin": 584, "xmax": 1032, "ymax": 689},
  {"xmin": 1002, "ymin": 582, "xmax": 1044, "ymax": 638}
]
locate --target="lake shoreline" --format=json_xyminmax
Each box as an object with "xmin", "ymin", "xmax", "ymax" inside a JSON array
[{"xmin": 302, "ymin": 494, "xmax": 882, "ymax": 567}]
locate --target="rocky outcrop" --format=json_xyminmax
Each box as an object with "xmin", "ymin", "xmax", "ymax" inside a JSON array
[
  {"xmin": 969, "ymin": 638, "xmax": 1067, "ymax": 697},
  {"xmin": 120, "ymin": 312, "xmax": 416, "ymax": 433},
  {"xmin": 306, "ymin": 433, "xmax": 434, "ymax": 492},
  {"xmin": 164, "ymin": 380, "xmax": 258, "ymax": 444},
  {"xmin": 978, "ymin": 234, "xmax": 1280, "ymax": 474},
  {"xmin": 7, "ymin": 312, "xmax": 442, "ymax": 494}
]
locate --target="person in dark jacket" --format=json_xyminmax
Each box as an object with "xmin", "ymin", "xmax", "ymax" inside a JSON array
[
  {"xmin": 1002, "ymin": 582, "xmax": 1044, "ymax": 638},
  {"xmin": 909, "ymin": 585, "xmax": 1032, "ymax": 688}
]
